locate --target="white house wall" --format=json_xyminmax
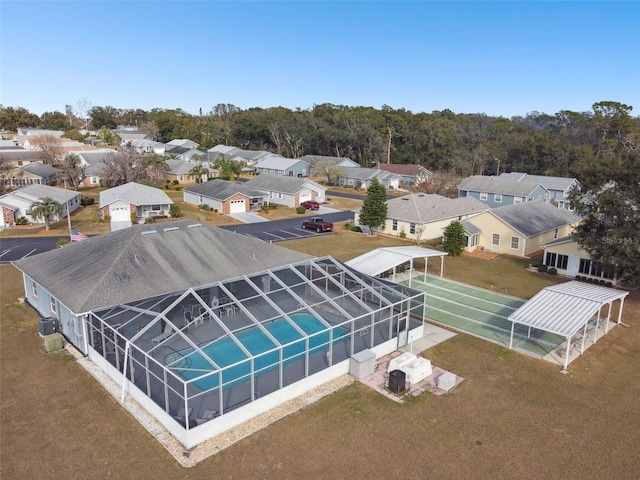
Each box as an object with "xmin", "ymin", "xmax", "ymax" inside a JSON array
[{"xmin": 183, "ymin": 191, "xmax": 223, "ymax": 211}]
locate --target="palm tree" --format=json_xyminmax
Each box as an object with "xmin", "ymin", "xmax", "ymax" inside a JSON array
[
  {"xmin": 143, "ymin": 153, "xmax": 169, "ymax": 182},
  {"xmin": 30, "ymin": 197, "xmax": 63, "ymax": 231},
  {"xmin": 214, "ymin": 156, "xmax": 242, "ymax": 182},
  {"xmin": 188, "ymin": 164, "xmax": 210, "ymax": 184}
]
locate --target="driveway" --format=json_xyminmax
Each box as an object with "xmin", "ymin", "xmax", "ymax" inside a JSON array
[{"xmin": 227, "ymin": 212, "xmax": 270, "ymax": 224}]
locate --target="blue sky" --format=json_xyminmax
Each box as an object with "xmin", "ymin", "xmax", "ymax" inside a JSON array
[{"xmin": 1, "ymin": 1, "xmax": 638, "ymax": 118}]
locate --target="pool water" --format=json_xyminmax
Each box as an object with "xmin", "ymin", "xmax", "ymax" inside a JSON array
[{"xmin": 165, "ymin": 313, "xmax": 348, "ymax": 391}]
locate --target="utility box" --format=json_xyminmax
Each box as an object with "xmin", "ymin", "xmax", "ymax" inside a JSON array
[
  {"xmin": 437, "ymin": 372, "xmax": 457, "ymax": 392},
  {"xmin": 43, "ymin": 333, "xmax": 63, "ymax": 353},
  {"xmin": 350, "ymin": 349, "xmax": 376, "ymax": 379},
  {"xmin": 403, "ymin": 358, "xmax": 433, "ymax": 385},
  {"xmin": 39, "ymin": 317, "xmax": 55, "ymax": 336},
  {"xmin": 387, "ymin": 352, "xmax": 416, "ymax": 373}
]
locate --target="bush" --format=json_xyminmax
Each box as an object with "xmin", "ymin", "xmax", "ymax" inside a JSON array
[
  {"xmin": 15, "ymin": 216, "xmax": 28, "ymax": 225},
  {"xmin": 169, "ymin": 204, "xmax": 182, "ymax": 218},
  {"xmin": 199, "ymin": 204, "xmax": 211, "ymax": 211},
  {"xmin": 80, "ymin": 197, "xmax": 94, "ymax": 206},
  {"xmin": 144, "ymin": 217, "xmax": 154, "ymax": 224},
  {"xmin": 548, "ymin": 267, "xmax": 557, "ymax": 275},
  {"xmin": 399, "ymin": 229, "xmax": 407, "ymax": 239},
  {"xmin": 172, "ymin": 180, "xmax": 179, "ymax": 185},
  {"xmin": 350, "ymin": 225, "xmax": 362, "ymax": 233},
  {"xmin": 537, "ymin": 265, "xmax": 548, "ymax": 273},
  {"xmin": 56, "ymin": 238, "xmax": 70, "ymax": 248},
  {"xmin": 343, "ymin": 222, "xmax": 352, "ymax": 230},
  {"xmin": 130, "ymin": 212, "xmax": 138, "ymax": 223},
  {"xmin": 599, "ymin": 279, "xmax": 607, "ymax": 286},
  {"xmin": 296, "ymin": 206, "xmax": 306, "ymax": 214}
]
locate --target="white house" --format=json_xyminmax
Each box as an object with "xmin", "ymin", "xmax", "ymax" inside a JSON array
[
  {"xmin": 244, "ymin": 175, "xmax": 327, "ymax": 208},
  {"xmin": 0, "ymin": 184, "xmax": 80, "ymax": 227},
  {"xmin": 99, "ymin": 182, "xmax": 173, "ymax": 231}
]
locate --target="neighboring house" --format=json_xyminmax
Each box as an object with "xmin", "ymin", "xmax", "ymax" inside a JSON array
[
  {"xmin": 460, "ymin": 201, "xmax": 581, "ymax": 257},
  {"xmin": 117, "ymin": 132, "xmax": 152, "ymax": 147},
  {"xmin": 541, "ymin": 236, "xmax": 618, "ymax": 284},
  {"xmin": 75, "ymin": 150, "xmax": 118, "ymax": 188},
  {"xmin": 16, "ymin": 128, "xmax": 64, "ymax": 138},
  {"xmin": 359, "ymin": 193, "xmax": 488, "ymax": 241},
  {"xmin": 336, "ymin": 167, "xmax": 400, "ymax": 190},
  {"xmin": 244, "ymin": 175, "xmax": 327, "ymax": 208},
  {"xmin": 99, "ymin": 182, "xmax": 174, "ymax": 231},
  {"xmin": 0, "ymin": 184, "xmax": 80, "ymax": 227},
  {"xmin": 0, "ymin": 149, "xmax": 45, "ymax": 168},
  {"xmin": 497, "ymin": 172, "xmax": 581, "ymax": 209},
  {"xmin": 0, "ymin": 163, "xmax": 61, "ymax": 188},
  {"xmin": 457, "ymin": 175, "xmax": 550, "ymax": 207},
  {"xmin": 11, "ymin": 221, "xmax": 423, "ymax": 449},
  {"xmin": 255, "ymin": 157, "xmax": 310, "ymax": 177},
  {"xmin": 162, "ymin": 159, "xmax": 219, "ymax": 184},
  {"xmin": 130, "ymin": 139, "xmax": 166, "ymax": 155},
  {"xmin": 183, "ymin": 180, "xmax": 267, "ymax": 213},
  {"xmin": 301, "ymin": 155, "xmax": 360, "ymax": 169},
  {"xmin": 207, "ymin": 145, "xmax": 281, "ymax": 167},
  {"xmin": 164, "ymin": 145, "xmax": 203, "ymax": 162},
  {"xmin": 166, "ymin": 139, "xmax": 199, "ymax": 150},
  {"xmin": 376, "ymin": 163, "xmax": 432, "ymax": 187}
]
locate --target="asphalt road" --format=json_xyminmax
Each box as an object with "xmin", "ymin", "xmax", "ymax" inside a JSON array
[{"xmin": 0, "ymin": 236, "xmax": 66, "ymax": 264}]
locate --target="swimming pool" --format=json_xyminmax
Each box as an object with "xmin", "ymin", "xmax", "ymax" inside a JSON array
[{"xmin": 165, "ymin": 313, "xmax": 349, "ymax": 391}]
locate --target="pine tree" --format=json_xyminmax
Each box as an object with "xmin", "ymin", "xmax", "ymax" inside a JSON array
[
  {"xmin": 358, "ymin": 178, "xmax": 387, "ymax": 235},
  {"xmin": 442, "ymin": 220, "xmax": 466, "ymax": 256}
]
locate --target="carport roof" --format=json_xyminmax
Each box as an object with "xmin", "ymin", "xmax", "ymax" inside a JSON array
[
  {"xmin": 508, "ymin": 281, "xmax": 628, "ymax": 338},
  {"xmin": 345, "ymin": 246, "xmax": 447, "ymax": 277}
]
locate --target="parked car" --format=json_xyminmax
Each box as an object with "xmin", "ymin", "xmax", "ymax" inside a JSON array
[
  {"xmin": 301, "ymin": 217, "xmax": 333, "ymax": 232},
  {"xmin": 300, "ymin": 200, "xmax": 320, "ymax": 210}
]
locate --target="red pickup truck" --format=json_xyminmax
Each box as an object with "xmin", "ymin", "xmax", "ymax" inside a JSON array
[{"xmin": 301, "ymin": 217, "xmax": 333, "ymax": 233}]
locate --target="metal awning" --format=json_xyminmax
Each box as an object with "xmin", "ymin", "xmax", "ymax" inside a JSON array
[
  {"xmin": 508, "ymin": 281, "xmax": 629, "ymax": 369},
  {"xmin": 345, "ymin": 246, "xmax": 447, "ymax": 284}
]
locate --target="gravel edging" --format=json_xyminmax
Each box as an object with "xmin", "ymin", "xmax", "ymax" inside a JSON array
[{"xmin": 64, "ymin": 344, "xmax": 353, "ymax": 467}]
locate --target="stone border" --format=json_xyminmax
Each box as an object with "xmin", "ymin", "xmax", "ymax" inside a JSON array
[{"xmin": 64, "ymin": 344, "xmax": 353, "ymax": 467}]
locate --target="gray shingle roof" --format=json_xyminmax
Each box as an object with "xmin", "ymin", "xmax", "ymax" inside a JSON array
[
  {"xmin": 490, "ymin": 201, "xmax": 581, "ymax": 237},
  {"xmin": 184, "ymin": 180, "xmax": 266, "ymax": 200},
  {"xmin": 19, "ymin": 163, "xmax": 61, "ymax": 177},
  {"xmin": 386, "ymin": 193, "xmax": 489, "ymax": 224},
  {"xmin": 0, "ymin": 150, "xmax": 45, "ymax": 162},
  {"xmin": 460, "ymin": 219, "xmax": 481, "ymax": 235},
  {"xmin": 458, "ymin": 175, "xmax": 548, "ymax": 196},
  {"xmin": 541, "ymin": 235, "xmax": 574, "ymax": 248},
  {"xmin": 6, "ymin": 184, "xmax": 80, "ymax": 204},
  {"xmin": 13, "ymin": 220, "xmax": 313, "ymax": 313},
  {"xmin": 497, "ymin": 172, "xmax": 579, "ymax": 192},
  {"xmin": 244, "ymin": 175, "xmax": 324, "ymax": 194},
  {"xmin": 256, "ymin": 156, "xmax": 307, "ymax": 170},
  {"xmin": 339, "ymin": 167, "xmax": 379, "ymax": 180},
  {"xmin": 165, "ymin": 159, "xmax": 195, "ymax": 175},
  {"xmin": 99, "ymin": 182, "xmax": 173, "ymax": 208}
]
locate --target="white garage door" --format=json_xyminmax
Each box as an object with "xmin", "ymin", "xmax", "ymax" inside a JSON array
[
  {"xmin": 299, "ymin": 192, "xmax": 311, "ymax": 202},
  {"xmin": 110, "ymin": 206, "xmax": 130, "ymax": 221},
  {"xmin": 229, "ymin": 199, "xmax": 246, "ymax": 213}
]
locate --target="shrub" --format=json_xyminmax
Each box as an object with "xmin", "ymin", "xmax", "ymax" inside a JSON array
[
  {"xmin": 144, "ymin": 217, "xmax": 154, "ymax": 224},
  {"xmin": 199, "ymin": 204, "xmax": 210, "ymax": 211},
  {"xmin": 399, "ymin": 228, "xmax": 406, "ymax": 239},
  {"xmin": 599, "ymin": 279, "xmax": 607, "ymax": 286},
  {"xmin": 343, "ymin": 222, "xmax": 352, "ymax": 230},
  {"xmin": 172, "ymin": 180, "xmax": 179, "ymax": 185},
  {"xmin": 56, "ymin": 238, "xmax": 70, "ymax": 248},
  {"xmin": 350, "ymin": 225, "xmax": 362, "ymax": 233},
  {"xmin": 537, "ymin": 265, "xmax": 548, "ymax": 273},
  {"xmin": 130, "ymin": 212, "xmax": 138, "ymax": 223},
  {"xmin": 80, "ymin": 197, "xmax": 95, "ymax": 206},
  {"xmin": 169, "ymin": 204, "xmax": 182, "ymax": 218},
  {"xmin": 548, "ymin": 267, "xmax": 557, "ymax": 275},
  {"xmin": 15, "ymin": 216, "xmax": 28, "ymax": 225},
  {"xmin": 296, "ymin": 206, "xmax": 306, "ymax": 214},
  {"xmin": 175, "ymin": 186, "xmax": 182, "ymax": 191}
]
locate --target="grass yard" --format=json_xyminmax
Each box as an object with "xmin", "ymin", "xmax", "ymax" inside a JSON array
[{"xmin": 1, "ymin": 231, "xmax": 640, "ymax": 478}]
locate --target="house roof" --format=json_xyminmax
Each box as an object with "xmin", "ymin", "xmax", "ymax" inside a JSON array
[
  {"xmin": 130, "ymin": 139, "xmax": 163, "ymax": 148},
  {"xmin": 346, "ymin": 246, "xmax": 446, "ymax": 277},
  {"xmin": 377, "ymin": 163, "xmax": 432, "ymax": 177},
  {"xmin": 184, "ymin": 180, "xmax": 266, "ymax": 201},
  {"xmin": 77, "ymin": 150, "xmax": 116, "ymax": 165},
  {"xmin": 386, "ymin": 193, "xmax": 488, "ymax": 224},
  {"xmin": 339, "ymin": 167, "xmax": 380, "ymax": 180},
  {"xmin": 460, "ymin": 219, "xmax": 482, "ymax": 235},
  {"xmin": 20, "ymin": 128, "xmax": 64, "ymax": 137},
  {"xmin": 208, "ymin": 145, "xmax": 240, "ymax": 155},
  {"xmin": 256, "ymin": 156, "xmax": 308, "ymax": 170},
  {"xmin": 489, "ymin": 201, "xmax": 581, "ymax": 237},
  {"xmin": 300, "ymin": 155, "xmax": 357, "ymax": 166},
  {"xmin": 13, "ymin": 221, "xmax": 313, "ymax": 313},
  {"xmin": 498, "ymin": 172, "xmax": 579, "ymax": 192},
  {"xmin": 458, "ymin": 175, "xmax": 548, "ymax": 196},
  {"xmin": 117, "ymin": 133, "xmax": 150, "ymax": 141},
  {"xmin": 166, "ymin": 139, "xmax": 199, "ymax": 148},
  {"xmin": 540, "ymin": 235, "xmax": 574, "ymax": 248},
  {"xmin": 165, "ymin": 159, "xmax": 195, "ymax": 175},
  {"xmin": 3, "ymin": 184, "xmax": 80, "ymax": 205},
  {"xmin": 17, "ymin": 162, "xmax": 61, "ymax": 177},
  {"xmin": 99, "ymin": 182, "xmax": 173, "ymax": 208},
  {"xmin": 244, "ymin": 174, "xmax": 325, "ymax": 194},
  {"xmin": 165, "ymin": 145, "xmax": 201, "ymax": 156},
  {"xmin": 0, "ymin": 150, "xmax": 45, "ymax": 163}
]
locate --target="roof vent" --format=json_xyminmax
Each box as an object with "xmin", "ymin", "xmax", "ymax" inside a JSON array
[
  {"xmin": 141, "ymin": 230, "xmax": 158, "ymax": 236},
  {"xmin": 164, "ymin": 227, "xmax": 179, "ymax": 233},
  {"xmin": 187, "ymin": 223, "xmax": 203, "ymax": 229}
]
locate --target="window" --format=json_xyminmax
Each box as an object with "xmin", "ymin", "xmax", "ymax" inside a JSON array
[
  {"xmin": 510, "ymin": 237, "xmax": 520, "ymax": 250},
  {"xmin": 151, "ymin": 205, "xmax": 161, "ymax": 211},
  {"xmin": 178, "ymin": 175, "xmax": 183, "ymax": 181},
  {"xmin": 514, "ymin": 197, "xmax": 523, "ymax": 204},
  {"xmin": 392, "ymin": 220, "xmax": 398, "ymax": 231},
  {"xmin": 50, "ymin": 297, "xmax": 57, "ymax": 315},
  {"xmin": 492, "ymin": 233, "xmax": 500, "ymax": 246},
  {"xmin": 554, "ymin": 228, "xmax": 559, "ymax": 239},
  {"xmin": 479, "ymin": 192, "xmax": 488, "ymax": 201},
  {"xmin": 410, "ymin": 223, "xmax": 416, "ymax": 235},
  {"xmin": 90, "ymin": 177, "xmax": 98, "ymax": 185},
  {"xmin": 494, "ymin": 194, "xmax": 503, "ymax": 203},
  {"xmin": 557, "ymin": 254, "xmax": 568, "ymax": 270},
  {"xmin": 546, "ymin": 252, "xmax": 557, "ymax": 267},
  {"xmin": 31, "ymin": 283, "xmax": 37, "ymax": 298},
  {"xmin": 25, "ymin": 209, "xmax": 31, "ymax": 215},
  {"xmin": 579, "ymin": 258, "xmax": 591, "ymax": 275}
]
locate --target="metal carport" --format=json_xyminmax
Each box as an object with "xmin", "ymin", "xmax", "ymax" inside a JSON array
[
  {"xmin": 345, "ymin": 246, "xmax": 447, "ymax": 285},
  {"xmin": 508, "ymin": 281, "xmax": 629, "ymax": 370}
]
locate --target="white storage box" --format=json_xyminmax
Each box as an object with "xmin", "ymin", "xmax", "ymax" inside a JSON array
[
  {"xmin": 437, "ymin": 372, "xmax": 457, "ymax": 392},
  {"xmin": 403, "ymin": 358, "xmax": 432, "ymax": 385},
  {"xmin": 387, "ymin": 352, "xmax": 416, "ymax": 373}
]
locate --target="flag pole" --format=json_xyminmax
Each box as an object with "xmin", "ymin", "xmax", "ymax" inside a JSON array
[{"xmin": 64, "ymin": 178, "xmax": 72, "ymax": 236}]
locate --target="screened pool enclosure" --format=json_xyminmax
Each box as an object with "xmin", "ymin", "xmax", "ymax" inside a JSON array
[{"xmin": 88, "ymin": 256, "xmax": 425, "ymax": 444}]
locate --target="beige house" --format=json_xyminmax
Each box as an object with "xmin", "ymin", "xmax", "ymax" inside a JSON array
[
  {"xmin": 541, "ymin": 236, "xmax": 617, "ymax": 284},
  {"xmin": 461, "ymin": 201, "xmax": 581, "ymax": 257}
]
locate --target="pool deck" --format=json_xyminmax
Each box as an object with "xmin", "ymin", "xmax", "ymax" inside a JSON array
[{"xmin": 356, "ymin": 323, "xmax": 464, "ymax": 403}]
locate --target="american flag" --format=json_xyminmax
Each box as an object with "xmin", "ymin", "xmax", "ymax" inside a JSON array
[{"xmin": 70, "ymin": 229, "xmax": 88, "ymax": 242}]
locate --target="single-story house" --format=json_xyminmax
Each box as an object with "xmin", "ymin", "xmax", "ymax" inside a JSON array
[
  {"xmin": 75, "ymin": 150, "xmax": 119, "ymax": 188},
  {"xmin": 497, "ymin": 172, "xmax": 581, "ymax": 209},
  {"xmin": 457, "ymin": 175, "xmax": 551, "ymax": 207},
  {"xmin": 117, "ymin": 132, "xmax": 153, "ymax": 147},
  {"xmin": 255, "ymin": 156, "xmax": 310, "ymax": 177},
  {"xmin": 0, "ymin": 149, "xmax": 46, "ymax": 169},
  {"xmin": 243, "ymin": 175, "xmax": 327, "ymax": 208},
  {"xmin": 460, "ymin": 201, "xmax": 581, "ymax": 257},
  {"xmin": 376, "ymin": 163, "xmax": 432, "ymax": 187},
  {"xmin": 166, "ymin": 139, "xmax": 199, "ymax": 150},
  {"xmin": 0, "ymin": 162, "xmax": 61, "ymax": 188},
  {"xmin": 16, "ymin": 128, "xmax": 64, "ymax": 138},
  {"xmin": 541, "ymin": 236, "xmax": 617, "ymax": 284},
  {"xmin": 0, "ymin": 184, "xmax": 81, "ymax": 227},
  {"xmin": 130, "ymin": 139, "xmax": 166, "ymax": 155},
  {"xmin": 207, "ymin": 146, "xmax": 277, "ymax": 167},
  {"xmin": 99, "ymin": 182, "xmax": 174, "ymax": 231},
  {"xmin": 165, "ymin": 145, "xmax": 203, "ymax": 162},
  {"xmin": 301, "ymin": 155, "xmax": 360, "ymax": 169},
  {"xmin": 161, "ymin": 159, "xmax": 219, "ymax": 184},
  {"xmin": 12, "ymin": 221, "xmax": 425, "ymax": 449},
  {"xmin": 358, "ymin": 193, "xmax": 488, "ymax": 241},
  {"xmin": 336, "ymin": 167, "xmax": 400, "ymax": 190},
  {"xmin": 183, "ymin": 180, "xmax": 267, "ymax": 213}
]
